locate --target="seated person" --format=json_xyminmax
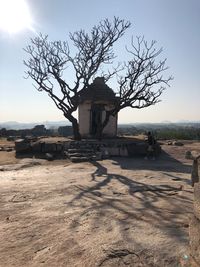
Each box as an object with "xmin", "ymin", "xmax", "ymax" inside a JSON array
[{"xmin": 145, "ymin": 131, "xmax": 156, "ymax": 160}]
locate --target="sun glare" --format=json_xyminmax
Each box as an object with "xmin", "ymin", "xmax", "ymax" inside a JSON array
[{"xmin": 0, "ymin": 0, "xmax": 33, "ymax": 34}]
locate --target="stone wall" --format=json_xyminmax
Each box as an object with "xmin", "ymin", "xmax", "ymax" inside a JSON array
[{"xmin": 78, "ymin": 102, "xmax": 91, "ymax": 136}]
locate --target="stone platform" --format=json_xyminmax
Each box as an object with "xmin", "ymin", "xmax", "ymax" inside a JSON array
[{"xmin": 15, "ymin": 136, "xmax": 161, "ymax": 162}]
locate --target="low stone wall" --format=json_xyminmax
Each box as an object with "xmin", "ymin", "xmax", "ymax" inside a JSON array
[
  {"xmin": 15, "ymin": 138, "xmax": 161, "ymax": 157},
  {"xmin": 15, "ymin": 138, "xmax": 71, "ymax": 154},
  {"xmin": 32, "ymin": 142, "xmax": 66, "ymax": 153}
]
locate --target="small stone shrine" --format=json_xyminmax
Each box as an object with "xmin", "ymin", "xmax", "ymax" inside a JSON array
[{"xmin": 78, "ymin": 77, "xmax": 118, "ymax": 138}]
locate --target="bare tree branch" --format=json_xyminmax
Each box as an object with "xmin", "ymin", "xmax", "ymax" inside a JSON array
[{"xmin": 115, "ymin": 36, "xmax": 173, "ymax": 112}]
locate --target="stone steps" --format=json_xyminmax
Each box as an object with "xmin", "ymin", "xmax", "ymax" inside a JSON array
[
  {"xmin": 64, "ymin": 143, "xmax": 102, "ymax": 162},
  {"xmin": 67, "ymin": 148, "xmax": 94, "ymax": 153}
]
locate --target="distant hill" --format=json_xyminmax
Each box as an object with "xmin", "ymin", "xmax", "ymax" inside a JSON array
[
  {"xmin": 0, "ymin": 120, "xmax": 199, "ymax": 130},
  {"xmin": 0, "ymin": 121, "xmax": 70, "ymax": 130},
  {"xmin": 118, "ymin": 121, "xmax": 200, "ymax": 129}
]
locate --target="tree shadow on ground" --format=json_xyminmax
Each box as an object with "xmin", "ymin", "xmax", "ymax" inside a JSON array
[
  {"xmin": 15, "ymin": 151, "xmax": 66, "ymax": 160},
  {"xmin": 111, "ymin": 149, "xmax": 192, "ymax": 174},
  {"xmin": 66, "ymin": 159, "xmax": 193, "ymax": 250}
]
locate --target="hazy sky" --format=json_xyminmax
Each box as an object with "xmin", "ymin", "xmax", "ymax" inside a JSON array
[{"xmin": 0, "ymin": 0, "xmax": 199, "ymax": 123}]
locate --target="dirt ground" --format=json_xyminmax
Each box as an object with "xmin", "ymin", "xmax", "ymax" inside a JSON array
[{"xmin": 0, "ymin": 140, "xmax": 200, "ymax": 267}]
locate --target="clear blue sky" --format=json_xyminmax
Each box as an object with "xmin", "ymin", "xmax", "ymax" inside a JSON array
[{"xmin": 0, "ymin": 0, "xmax": 199, "ymax": 123}]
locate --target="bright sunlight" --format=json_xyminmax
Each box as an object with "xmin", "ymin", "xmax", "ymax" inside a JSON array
[{"xmin": 0, "ymin": 0, "xmax": 33, "ymax": 34}]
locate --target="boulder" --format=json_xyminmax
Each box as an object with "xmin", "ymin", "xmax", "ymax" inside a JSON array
[
  {"xmin": 5, "ymin": 147, "xmax": 13, "ymax": 152},
  {"xmin": 167, "ymin": 141, "xmax": 173, "ymax": 145},
  {"xmin": 173, "ymin": 141, "xmax": 184, "ymax": 146}
]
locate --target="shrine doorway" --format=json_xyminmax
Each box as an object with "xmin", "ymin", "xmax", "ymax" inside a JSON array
[{"xmin": 90, "ymin": 104, "xmax": 104, "ymax": 136}]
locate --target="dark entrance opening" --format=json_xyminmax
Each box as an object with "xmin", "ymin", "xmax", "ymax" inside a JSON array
[{"xmin": 90, "ymin": 104, "xmax": 104, "ymax": 136}]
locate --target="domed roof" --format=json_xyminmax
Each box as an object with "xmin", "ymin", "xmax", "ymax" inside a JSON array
[{"xmin": 78, "ymin": 77, "xmax": 117, "ymax": 103}]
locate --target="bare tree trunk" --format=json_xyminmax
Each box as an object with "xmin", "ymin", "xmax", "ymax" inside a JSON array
[
  {"xmin": 72, "ymin": 120, "xmax": 81, "ymax": 140},
  {"xmin": 64, "ymin": 114, "xmax": 81, "ymax": 140},
  {"xmin": 95, "ymin": 111, "xmax": 112, "ymax": 140}
]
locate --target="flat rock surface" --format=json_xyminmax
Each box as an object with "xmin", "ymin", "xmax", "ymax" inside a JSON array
[{"xmin": 0, "ymin": 141, "xmax": 200, "ymax": 266}]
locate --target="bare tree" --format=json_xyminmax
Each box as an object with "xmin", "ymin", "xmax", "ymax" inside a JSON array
[{"xmin": 24, "ymin": 17, "xmax": 172, "ymax": 140}]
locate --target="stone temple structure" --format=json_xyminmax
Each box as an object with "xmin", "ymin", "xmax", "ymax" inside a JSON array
[{"xmin": 78, "ymin": 77, "xmax": 118, "ymax": 138}]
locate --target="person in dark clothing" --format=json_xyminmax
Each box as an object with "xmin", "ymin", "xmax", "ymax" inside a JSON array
[{"xmin": 145, "ymin": 131, "xmax": 156, "ymax": 160}]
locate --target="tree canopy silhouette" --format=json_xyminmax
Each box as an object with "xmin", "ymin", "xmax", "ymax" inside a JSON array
[{"xmin": 24, "ymin": 17, "xmax": 172, "ymax": 140}]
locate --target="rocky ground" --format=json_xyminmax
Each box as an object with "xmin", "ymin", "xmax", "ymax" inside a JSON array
[{"xmin": 0, "ymin": 139, "xmax": 200, "ymax": 267}]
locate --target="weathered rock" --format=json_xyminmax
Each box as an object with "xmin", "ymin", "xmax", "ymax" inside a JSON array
[
  {"xmin": 167, "ymin": 141, "xmax": 173, "ymax": 145},
  {"xmin": 0, "ymin": 147, "xmax": 14, "ymax": 152},
  {"xmin": 189, "ymin": 215, "xmax": 200, "ymax": 265},
  {"xmin": 5, "ymin": 147, "xmax": 13, "ymax": 152},
  {"xmin": 92, "ymin": 191, "xmax": 102, "ymax": 197},
  {"xmin": 173, "ymin": 141, "xmax": 184, "ymax": 146}
]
